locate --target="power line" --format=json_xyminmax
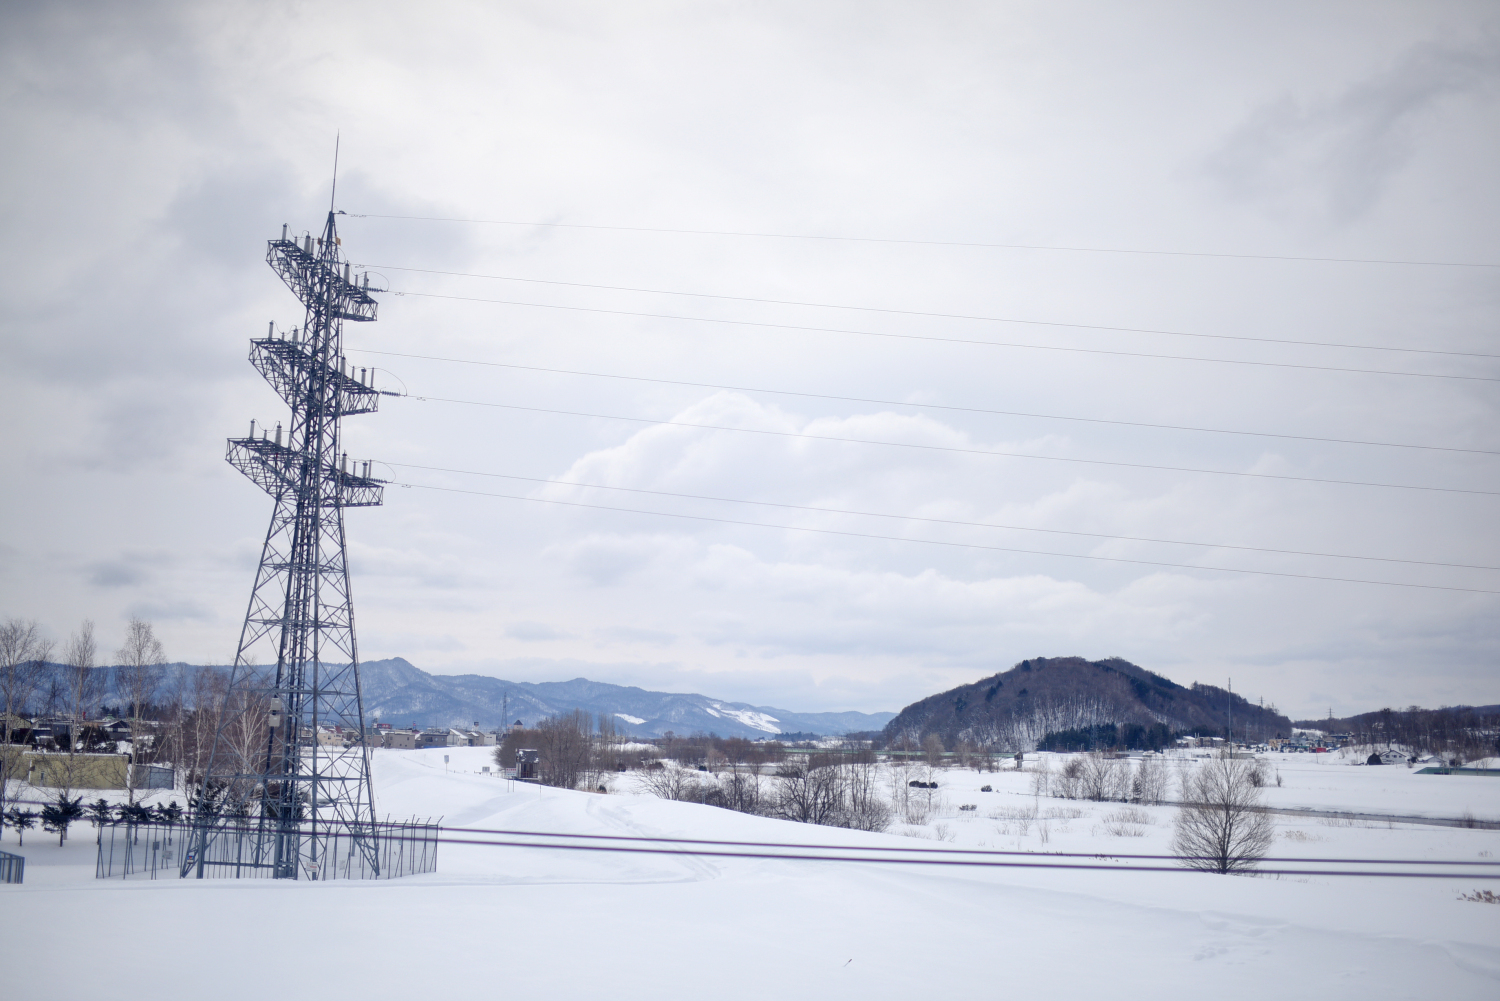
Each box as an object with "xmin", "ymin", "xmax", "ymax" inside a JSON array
[
  {"xmin": 395, "ymin": 481, "xmax": 1500, "ymax": 595},
  {"xmin": 72, "ymin": 806, "xmax": 1500, "ymax": 878},
  {"xmin": 360, "ymin": 263, "xmax": 1500, "ymax": 361},
  {"xmin": 437, "ymin": 834, "xmax": 1500, "ymax": 878},
  {"xmin": 341, "ymin": 212, "xmax": 1500, "ymax": 270},
  {"xmin": 383, "ymin": 462, "xmax": 1500, "ymax": 572},
  {"xmin": 352, "ymin": 349, "xmax": 1500, "ymax": 457},
  {"xmin": 384, "ymin": 290, "xmax": 1499, "ymax": 383},
  {"xmin": 25, "ymin": 799, "xmax": 1500, "ymax": 868},
  {"xmin": 442, "ymin": 823, "xmax": 1500, "ymax": 867},
  {"xmin": 399, "ymin": 395, "xmax": 1500, "ymax": 497}
]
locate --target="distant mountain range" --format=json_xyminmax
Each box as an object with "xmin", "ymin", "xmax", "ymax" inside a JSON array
[
  {"xmin": 884, "ymin": 656, "xmax": 1294, "ymax": 749},
  {"xmin": 355, "ymin": 658, "xmax": 894, "ymax": 738},
  {"xmin": 25, "ymin": 658, "xmax": 892, "ymax": 738}
]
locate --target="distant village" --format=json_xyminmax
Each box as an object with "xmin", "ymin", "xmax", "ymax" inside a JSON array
[
  {"xmin": 0, "ymin": 711, "xmax": 521, "ymax": 792},
  {"xmin": 0, "ymin": 707, "xmax": 1451, "ymax": 797}
]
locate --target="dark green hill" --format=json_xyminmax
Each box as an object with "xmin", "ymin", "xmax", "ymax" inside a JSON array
[{"xmin": 883, "ymin": 656, "xmax": 1291, "ymax": 751}]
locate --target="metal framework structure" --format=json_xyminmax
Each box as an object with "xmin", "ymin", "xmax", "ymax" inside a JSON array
[{"xmin": 188, "ymin": 210, "xmax": 387, "ymax": 879}]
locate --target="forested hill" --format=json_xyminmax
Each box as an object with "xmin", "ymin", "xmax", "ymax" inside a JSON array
[
  {"xmin": 883, "ymin": 656, "xmax": 1293, "ymax": 751},
  {"xmin": 1292, "ymin": 704, "xmax": 1499, "ymax": 760}
]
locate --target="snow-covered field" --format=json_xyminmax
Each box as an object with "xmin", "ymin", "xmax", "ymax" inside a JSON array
[{"xmin": 4, "ymin": 746, "xmax": 1498, "ymax": 998}]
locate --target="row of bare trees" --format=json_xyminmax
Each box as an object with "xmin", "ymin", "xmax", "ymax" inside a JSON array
[
  {"xmin": 0, "ymin": 616, "xmax": 277, "ymax": 812},
  {"xmin": 2, "ymin": 618, "xmax": 101, "ymax": 819},
  {"xmin": 496, "ymin": 710, "xmax": 649, "ymax": 792},
  {"xmin": 640, "ymin": 752, "xmax": 893, "ymax": 832},
  {"xmin": 1026, "ymin": 752, "xmax": 1174, "ymax": 805}
]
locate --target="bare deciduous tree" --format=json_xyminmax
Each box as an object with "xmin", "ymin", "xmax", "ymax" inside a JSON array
[
  {"xmin": 1130, "ymin": 754, "xmax": 1169, "ymax": 805},
  {"xmin": 1172, "ymin": 754, "xmax": 1275, "ymax": 874},
  {"xmin": 774, "ymin": 756, "xmax": 845, "ymax": 825},
  {"xmin": 716, "ymin": 763, "xmax": 762, "ymax": 813},
  {"xmin": 1027, "ymin": 757, "xmax": 1052, "ymax": 798},
  {"xmin": 0, "ymin": 618, "xmax": 52, "ymax": 821},
  {"xmin": 160, "ymin": 664, "xmax": 231, "ymax": 798},
  {"xmin": 535, "ymin": 710, "xmax": 593, "ymax": 789},
  {"xmin": 1054, "ymin": 756, "xmax": 1084, "ymax": 799},
  {"xmin": 115, "ymin": 617, "xmax": 167, "ymax": 803},
  {"xmin": 54, "ymin": 621, "xmax": 104, "ymax": 796},
  {"xmin": 637, "ymin": 761, "xmax": 698, "ymax": 801},
  {"xmin": 842, "ymin": 756, "xmax": 892, "ymax": 832},
  {"xmin": 1079, "ymin": 752, "xmax": 1129, "ymax": 802},
  {"xmin": 922, "ymin": 733, "xmax": 945, "ymax": 767}
]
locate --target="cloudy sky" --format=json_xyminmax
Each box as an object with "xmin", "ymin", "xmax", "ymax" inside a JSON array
[{"xmin": 2, "ymin": 1, "xmax": 1497, "ymax": 718}]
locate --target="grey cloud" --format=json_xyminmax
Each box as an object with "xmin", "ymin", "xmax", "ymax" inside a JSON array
[
  {"xmin": 125, "ymin": 596, "xmax": 214, "ymax": 622},
  {"xmin": 84, "ymin": 549, "xmax": 178, "ymax": 589},
  {"xmin": 1205, "ymin": 39, "xmax": 1500, "ymax": 223},
  {"xmin": 87, "ymin": 560, "xmax": 149, "ymax": 588},
  {"xmin": 593, "ymin": 625, "xmax": 677, "ymax": 646},
  {"xmin": 505, "ymin": 620, "xmax": 572, "ymax": 641}
]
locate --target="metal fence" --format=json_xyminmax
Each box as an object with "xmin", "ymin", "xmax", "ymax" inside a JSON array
[
  {"xmin": 0, "ymin": 849, "xmax": 23, "ymax": 884},
  {"xmin": 96, "ymin": 817, "xmax": 439, "ymax": 881}
]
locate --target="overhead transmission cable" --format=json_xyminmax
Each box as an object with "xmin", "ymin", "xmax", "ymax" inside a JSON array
[
  {"xmin": 434, "ymin": 832, "xmax": 1500, "ymax": 879},
  {"xmin": 340, "ymin": 212, "xmax": 1500, "ymax": 269},
  {"xmin": 382, "ymin": 462, "xmax": 1500, "ymax": 573},
  {"xmin": 359, "ymin": 263, "xmax": 1500, "ymax": 361},
  {"xmin": 442, "ymin": 823, "xmax": 1500, "ymax": 865},
  {"xmin": 392, "ymin": 481, "xmax": 1500, "ymax": 595},
  {"xmin": 352, "ymin": 349, "xmax": 1498, "ymax": 457},
  {"xmin": 378, "ymin": 290, "xmax": 1498, "ymax": 383},
  {"xmin": 392, "ymin": 394, "xmax": 1500, "ymax": 497}
]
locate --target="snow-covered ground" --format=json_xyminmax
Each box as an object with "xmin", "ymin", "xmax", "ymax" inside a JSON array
[{"xmin": 3, "ymin": 746, "xmax": 1498, "ymax": 998}]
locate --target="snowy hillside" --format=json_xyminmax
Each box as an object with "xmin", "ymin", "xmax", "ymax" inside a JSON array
[{"xmin": 357, "ymin": 658, "xmax": 895, "ymax": 736}]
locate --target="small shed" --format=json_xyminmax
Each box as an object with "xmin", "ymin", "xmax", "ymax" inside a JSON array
[{"xmin": 515, "ymin": 748, "xmax": 540, "ymax": 781}]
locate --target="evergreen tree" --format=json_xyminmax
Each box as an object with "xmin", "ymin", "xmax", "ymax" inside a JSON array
[
  {"xmin": 40, "ymin": 793, "xmax": 83, "ymax": 846},
  {"xmin": 4, "ymin": 807, "xmax": 38, "ymax": 846}
]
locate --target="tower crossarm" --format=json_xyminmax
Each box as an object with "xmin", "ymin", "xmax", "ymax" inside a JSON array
[
  {"xmin": 266, "ymin": 236, "xmax": 378, "ymax": 322},
  {"xmin": 328, "ymin": 465, "xmax": 386, "ymax": 507},
  {"xmin": 226, "ymin": 437, "xmax": 386, "ymax": 508},
  {"xmin": 249, "ymin": 336, "xmax": 380, "ymax": 416}
]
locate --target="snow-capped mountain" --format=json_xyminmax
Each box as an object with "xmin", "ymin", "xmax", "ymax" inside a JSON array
[{"xmin": 357, "ymin": 658, "xmax": 894, "ymax": 738}]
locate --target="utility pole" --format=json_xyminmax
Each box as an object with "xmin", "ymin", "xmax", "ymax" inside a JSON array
[
  {"xmin": 1227, "ymin": 678, "xmax": 1233, "ymax": 757},
  {"xmin": 188, "ymin": 179, "xmax": 390, "ymax": 878}
]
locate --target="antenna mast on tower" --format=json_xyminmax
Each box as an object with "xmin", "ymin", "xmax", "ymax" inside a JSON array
[{"xmin": 188, "ymin": 175, "xmax": 388, "ymax": 878}]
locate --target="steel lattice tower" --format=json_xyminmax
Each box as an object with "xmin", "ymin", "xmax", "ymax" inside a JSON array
[{"xmin": 189, "ymin": 209, "xmax": 386, "ymax": 879}]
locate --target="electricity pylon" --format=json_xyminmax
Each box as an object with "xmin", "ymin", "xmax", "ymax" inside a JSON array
[{"xmin": 189, "ymin": 208, "xmax": 387, "ymax": 879}]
